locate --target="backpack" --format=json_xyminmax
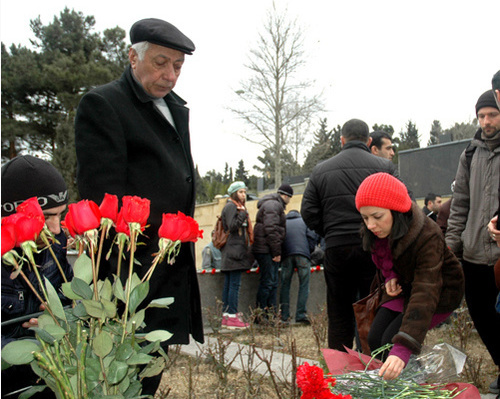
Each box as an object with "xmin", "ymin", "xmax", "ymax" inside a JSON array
[{"xmin": 212, "ymin": 215, "xmax": 229, "ymax": 249}]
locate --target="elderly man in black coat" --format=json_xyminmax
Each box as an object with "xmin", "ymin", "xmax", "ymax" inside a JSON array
[{"xmin": 75, "ymin": 19, "xmax": 203, "ymax": 393}]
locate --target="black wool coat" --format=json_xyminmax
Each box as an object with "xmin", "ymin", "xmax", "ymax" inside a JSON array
[
  {"xmin": 383, "ymin": 203, "xmax": 465, "ymax": 354},
  {"xmin": 75, "ymin": 66, "xmax": 203, "ymax": 345}
]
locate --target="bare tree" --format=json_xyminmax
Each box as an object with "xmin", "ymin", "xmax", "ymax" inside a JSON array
[{"xmin": 230, "ymin": 4, "xmax": 323, "ymax": 186}]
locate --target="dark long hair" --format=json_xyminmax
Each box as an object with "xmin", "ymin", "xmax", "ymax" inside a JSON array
[{"xmin": 361, "ymin": 208, "xmax": 413, "ymax": 252}]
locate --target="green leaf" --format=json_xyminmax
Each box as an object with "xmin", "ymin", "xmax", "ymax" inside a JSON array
[
  {"xmin": 118, "ymin": 375, "xmax": 130, "ymax": 394},
  {"xmin": 44, "ymin": 325, "xmax": 67, "ymax": 341},
  {"xmin": 100, "ymin": 278, "xmax": 113, "ymax": 301},
  {"xmin": 71, "ymin": 277, "xmax": 93, "ymax": 300},
  {"xmin": 106, "ymin": 360, "xmax": 128, "ymax": 384},
  {"xmin": 126, "ymin": 352, "xmax": 153, "ymax": 365},
  {"xmin": 85, "ymin": 358, "xmax": 101, "ymax": 381},
  {"xmin": 61, "ymin": 282, "xmax": 82, "ymax": 300},
  {"xmin": 73, "ymin": 253, "xmax": 93, "ymax": 284},
  {"xmin": 93, "ymin": 330, "xmax": 113, "ymax": 358},
  {"xmin": 113, "ymin": 276, "xmax": 125, "ymax": 303},
  {"xmin": 101, "ymin": 298, "xmax": 117, "ymax": 318},
  {"xmin": 127, "ymin": 309, "xmax": 145, "ymax": 332},
  {"xmin": 32, "ymin": 327, "xmax": 56, "ymax": 344},
  {"xmin": 124, "ymin": 381, "xmax": 142, "ymax": 398},
  {"xmin": 115, "ymin": 343, "xmax": 134, "ymax": 362},
  {"xmin": 19, "ymin": 385, "xmax": 48, "ymax": 399},
  {"xmin": 2, "ymin": 340, "xmax": 40, "ymax": 365},
  {"xmin": 144, "ymin": 330, "xmax": 172, "ymax": 343},
  {"xmin": 148, "ymin": 297, "xmax": 174, "ymax": 308},
  {"xmin": 44, "ymin": 277, "xmax": 67, "ymax": 323},
  {"xmin": 139, "ymin": 356, "xmax": 165, "ymax": 378},
  {"xmin": 128, "ymin": 281, "xmax": 149, "ymax": 314},
  {"xmin": 72, "ymin": 302, "xmax": 89, "ymax": 319},
  {"xmin": 37, "ymin": 314, "xmax": 56, "ymax": 329},
  {"xmin": 128, "ymin": 273, "xmax": 141, "ymax": 295},
  {"xmin": 82, "ymin": 299, "xmax": 106, "ymax": 319}
]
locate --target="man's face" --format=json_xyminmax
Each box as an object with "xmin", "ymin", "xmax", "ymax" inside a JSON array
[
  {"xmin": 430, "ymin": 197, "xmax": 442, "ymax": 213},
  {"xmin": 477, "ymin": 106, "xmax": 500, "ymax": 138},
  {"xmin": 43, "ymin": 204, "xmax": 67, "ymax": 235},
  {"xmin": 129, "ymin": 43, "xmax": 185, "ymax": 98},
  {"xmin": 281, "ymin": 194, "xmax": 291, "ymax": 205},
  {"xmin": 371, "ymin": 138, "xmax": 395, "ymax": 160}
]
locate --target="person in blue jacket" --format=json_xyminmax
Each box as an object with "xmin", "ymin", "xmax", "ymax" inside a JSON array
[{"xmin": 279, "ymin": 210, "xmax": 318, "ymax": 324}]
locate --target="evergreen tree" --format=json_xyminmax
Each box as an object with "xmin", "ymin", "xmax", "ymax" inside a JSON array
[
  {"xmin": 428, "ymin": 120, "xmax": 442, "ymax": 146},
  {"xmin": 444, "ymin": 120, "xmax": 478, "ymax": 141},
  {"xmin": 372, "ymin": 124, "xmax": 395, "ymax": 135},
  {"xmin": 302, "ymin": 118, "xmax": 334, "ymax": 174},
  {"xmin": 397, "ymin": 120, "xmax": 420, "ymax": 151},
  {"xmin": 234, "ymin": 160, "xmax": 249, "ymax": 185}
]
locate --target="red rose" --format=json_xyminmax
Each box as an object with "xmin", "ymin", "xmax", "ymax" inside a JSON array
[
  {"xmin": 121, "ymin": 196, "xmax": 150, "ymax": 226},
  {"xmin": 67, "ymin": 200, "xmax": 101, "ymax": 235},
  {"xmin": 9, "ymin": 213, "xmax": 43, "ymax": 244},
  {"xmin": 115, "ymin": 209, "xmax": 130, "ymax": 236},
  {"xmin": 1, "ymin": 216, "xmax": 17, "ymax": 256},
  {"xmin": 14, "ymin": 197, "xmax": 45, "ymax": 241},
  {"xmin": 99, "ymin": 193, "xmax": 118, "ymax": 223},
  {"xmin": 62, "ymin": 211, "xmax": 77, "ymax": 238},
  {"xmin": 158, "ymin": 212, "xmax": 203, "ymax": 243}
]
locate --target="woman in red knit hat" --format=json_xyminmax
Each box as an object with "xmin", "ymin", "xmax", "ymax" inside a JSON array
[{"xmin": 355, "ymin": 172, "xmax": 464, "ymax": 380}]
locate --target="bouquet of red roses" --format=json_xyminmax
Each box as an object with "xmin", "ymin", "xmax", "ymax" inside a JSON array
[{"xmin": 1, "ymin": 194, "xmax": 202, "ymax": 398}]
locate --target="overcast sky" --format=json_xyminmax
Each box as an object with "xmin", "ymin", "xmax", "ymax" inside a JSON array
[{"xmin": 1, "ymin": 0, "xmax": 499, "ymax": 176}]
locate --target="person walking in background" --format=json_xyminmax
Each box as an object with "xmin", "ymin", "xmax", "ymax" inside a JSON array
[
  {"xmin": 355, "ymin": 173, "xmax": 464, "ymax": 381},
  {"xmin": 369, "ymin": 131, "xmax": 395, "ymax": 161},
  {"xmin": 422, "ymin": 193, "xmax": 442, "ymax": 222},
  {"xmin": 446, "ymin": 89, "xmax": 500, "ymax": 395},
  {"xmin": 252, "ymin": 184, "xmax": 293, "ymax": 321},
  {"xmin": 220, "ymin": 181, "xmax": 253, "ymax": 329},
  {"xmin": 301, "ymin": 118, "xmax": 404, "ymax": 352},
  {"xmin": 279, "ymin": 210, "xmax": 318, "ymax": 324},
  {"xmin": 2, "ymin": 155, "xmax": 73, "ymax": 398}
]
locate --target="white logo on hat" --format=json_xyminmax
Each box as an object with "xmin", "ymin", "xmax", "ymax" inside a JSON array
[{"xmin": 48, "ymin": 191, "xmax": 68, "ymax": 203}]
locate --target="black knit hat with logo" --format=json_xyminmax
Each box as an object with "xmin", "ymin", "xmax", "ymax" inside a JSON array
[
  {"xmin": 277, "ymin": 184, "xmax": 294, "ymax": 197},
  {"xmin": 1, "ymin": 155, "xmax": 68, "ymax": 216}
]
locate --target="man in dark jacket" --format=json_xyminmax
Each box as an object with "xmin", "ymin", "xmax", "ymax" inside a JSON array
[
  {"xmin": 252, "ymin": 184, "xmax": 293, "ymax": 318},
  {"xmin": 279, "ymin": 210, "xmax": 318, "ymax": 323},
  {"xmin": 75, "ymin": 18, "xmax": 203, "ymax": 395},
  {"xmin": 301, "ymin": 118, "xmax": 401, "ymax": 351}
]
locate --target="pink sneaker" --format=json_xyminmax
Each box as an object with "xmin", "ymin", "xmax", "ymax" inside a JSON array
[
  {"xmin": 222, "ymin": 314, "xmax": 229, "ymax": 327},
  {"xmin": 226, "ymin": 313, "xmax": 249, "ymax": 329}
]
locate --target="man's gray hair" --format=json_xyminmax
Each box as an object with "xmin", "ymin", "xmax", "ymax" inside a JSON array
[{"xmin": 131, "ymin": 41, "xmax": 150, "ymax": 61}]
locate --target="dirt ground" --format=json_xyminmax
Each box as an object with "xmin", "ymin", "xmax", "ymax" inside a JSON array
[{"xmin": 157, "ymin": 305, "xmax": 498, "ymax": 398}]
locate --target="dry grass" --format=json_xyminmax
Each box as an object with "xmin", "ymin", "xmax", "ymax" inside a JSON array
[{"xmin": 156, "ymin": 303, "xmax": 498, "ymax": 398}]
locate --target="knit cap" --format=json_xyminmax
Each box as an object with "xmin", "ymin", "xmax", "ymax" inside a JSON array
[
  {"xmin": 277, "ymin": 183, "xmax": 294, "ymax": 197},
  {"xmin": 1, "ymin": 155, "xmax": 68, "ymax": 216},
  {"xmin": 355, "ymin": 173, "xmax": 411, "ymax": 213},
  {"xmin": 475, "ymin": 90, "xmax": 499, "ymax": 115},
  {"xmin": 227, "ymin": 181, "xmax": 247, "ymax": 195}
]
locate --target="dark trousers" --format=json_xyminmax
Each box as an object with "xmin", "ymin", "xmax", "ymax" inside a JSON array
[
  {"xmin": 255, "ymin": 253, "xmax": 280, "ymax": 312},
  {"xmin": 324, "ymin": 245, "xmax": 376, "ymax": 350},
  {"xmin": 462, "ymin": 260, "xmax": 500, "ymax": 366}
]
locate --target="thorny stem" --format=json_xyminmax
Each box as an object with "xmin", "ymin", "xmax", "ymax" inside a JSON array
[
  {"xmin": 95, "ymin": 224, "xmax": 109, "ymax": 285},
  {"xmin": 46, "ymin": 243, "xmax": 68, "ymax": 284}
]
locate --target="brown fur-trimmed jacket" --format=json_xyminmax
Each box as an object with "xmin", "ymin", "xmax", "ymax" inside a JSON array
[{"xmin": 381, "ymin": 202, "xmax": 465, "ymax": 354}]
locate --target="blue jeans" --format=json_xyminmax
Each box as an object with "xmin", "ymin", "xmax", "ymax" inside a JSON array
[
  {"xmin": 255, "ymin": 253, "xmax": 279, "ymax": 312},
  {"xmin": 222, "ymin": 270, "xmax": 242, "ymax": 314},
  {"xmin": 279, "ymin": 255, "xmax": 311, "ymax": 321}
]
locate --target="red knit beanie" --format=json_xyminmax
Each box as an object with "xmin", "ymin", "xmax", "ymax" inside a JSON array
[{"xmin": 355, "ymin": 173, "xmax": 412, "ymax": 213}]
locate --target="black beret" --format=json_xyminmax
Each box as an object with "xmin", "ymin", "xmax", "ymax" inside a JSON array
[
  {"xmin": 475, "ymin": 90, "xmax": 499, "ymax": 115},
  {"xmin": 130, "ymin": 18, "xmax": 195, "ymax": 55}
]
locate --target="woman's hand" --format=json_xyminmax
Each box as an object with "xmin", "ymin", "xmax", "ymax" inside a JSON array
[
  {"xmin": 487, "ymin": 216, "xmax": 500, "ymax": 248},
  {"xmin": 379, "ymin": 355, "xmax": 405, "ymax": 380},
  {"xmin": 385, "ymin": 278, "xmax": 402, "ymax": 296}
]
